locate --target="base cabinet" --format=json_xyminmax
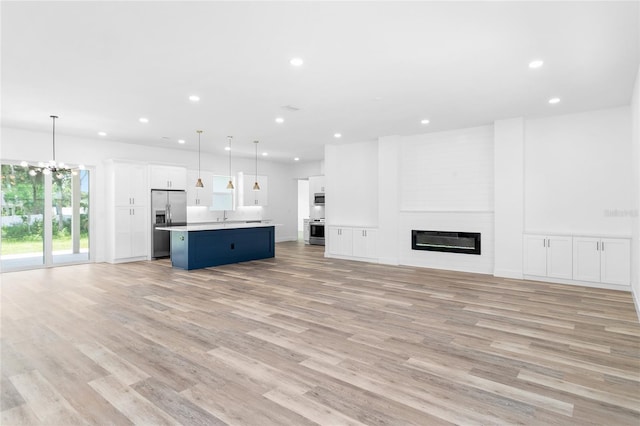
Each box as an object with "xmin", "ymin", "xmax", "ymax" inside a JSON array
[
  {"xmin": 170, "ymin": 227, "xmax": 275, "ymax": 270},
  {"xmin": 303, "ymin": 219, "xmax": 310, "ymax": 243},
  {"xmin": 328, "ymin": 227, "xmax": 353, "ymax": 257},
  {"xmin": 573, "ymin": 237, "xmax": 630, "ymax": 285},
  {"xmin": 352, "ymin": 228, "xmax": 378, "ymax": 259},
  {"xmin": 327, "ymin": 226, "xmax": 377, "ymax": 262},
  {"xmin": 523, "ymin": 235, "xmax": 572, "ymax": 279},
  {"xmin": 114, "ymin": 206, "xmax": 147, "ymax": 260}
]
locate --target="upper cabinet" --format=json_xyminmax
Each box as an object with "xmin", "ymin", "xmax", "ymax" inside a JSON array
[
  {"xmin": 309, "ymin": 175, "xmax": 325, "ymax": 194},
  {"xmin": 150, "ymin": 165, "xmax": 187, "ymax": 190},
  {"xmin": 243, "ymin": 174, "xmax": 268, "ymax": 206},
  {"xmin": 113, "ymin": 161, "xmax": 147, "ymax": 206},
  {"xmin": 186, "ymin": 170, "xmax": 214, "ymax": 207}
]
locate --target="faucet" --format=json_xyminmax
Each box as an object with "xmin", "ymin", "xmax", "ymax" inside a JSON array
[{"xmin": 223, "ymin": 210, "xmax": 228, "ymax": 221}]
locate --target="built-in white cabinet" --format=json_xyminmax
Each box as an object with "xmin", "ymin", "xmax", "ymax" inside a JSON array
[
  {"xmin": 243, "ymin": 174, "xmax": 268, "ymax": 206},
  {"xmin": 573, "ymin": 237, "xmax": 630, "ymax": 285},
  {"xmin": 327, "ymin": 226, "xmax": 378, "ymax": 262},
  {"xmin": 187, "ymin": 170, "xmax": 214, "ymax": 207},
  {"xmin": 303, "ymin": 218, "xmax": 310, "ymax": 243},
  {"xmin": 523, "ymin": 235, "xmax": 573, "ymax": 279},
  {"xmin": 114, "ymin": 162, "xmax": 147, "ymax": 206},
  {"xmin": 114, "ymin": 206, "xmax": 147, "ymax": 259},
  {"xmin": 328, "ymin": 227, "xmax": 353, "ymax": 257},
  {"xmin": 352, "ymin": 228, "xmax": 378, "ymax": 259},
  {"xmin": 149, "ymin": 165, "xmax": 187, "ymax": 190},
  {"xmin": 309, "ymin": 175, "xmax": 325, "ymax": 197},
  {"xmin": 107, "ymin": 160, "xmax": 148, "ymax": 262}
]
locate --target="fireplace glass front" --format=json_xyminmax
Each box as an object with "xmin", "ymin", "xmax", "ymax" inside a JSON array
[{"xmin": 411, "ymin": 230, "xmax": 481, "ymax": 255}]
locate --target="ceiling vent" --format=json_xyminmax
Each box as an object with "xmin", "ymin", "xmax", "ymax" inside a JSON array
[{"xmin": 281, "ymin": 105, "xmax": 300, "ymax": 112}]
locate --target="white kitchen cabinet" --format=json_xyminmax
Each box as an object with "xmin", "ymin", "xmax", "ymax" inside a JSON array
[
  {"xmin": 114, "ymin": 162, "xmax": 147, "ymax": 206},
  {"xmin": 114, "ymin": 206, "xmax": 147, "ymax": 260},
  {"xmin": 309, "ymin": 175, "xmax": 325, "ymax": 198},
  {"xmin": 352, "ymin": 228, "xmax": 378, "ymax": 259},
  {"xmin": 106, "ymin": 160, "xmax": 148, "ymax": 263},
  {"xmin": 243, "ymin": 174, "xmax": 268, "ymax": 206},
  {"xmin": 149, "ymin": 165, "xmax": 187, "ymax": 190},
  {"xmin": 573, "ymin": 237, "xmax": 630, "ymax": 285},
  {"xmin": 303, "ymin": 218, "xmax": 310, "ymax": 243},
  {"xmin": 187, "ymin": 170, "xmax": 213, "ymax": 207},
  {"xmin": 523, "ymin": 235, "xmax": 572, "ymax": 279},
  {"xmin": 328, "ymin": 227, "xmax": 353, "ymax": 257}
]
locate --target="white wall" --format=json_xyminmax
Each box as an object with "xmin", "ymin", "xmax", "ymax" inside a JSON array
[
  {"xmin": 297, "ymin": 179, "xmax": 309, "ymax": 235},
  {"xmin": 335, "ymin": 126, "xmax": 495, "ymax": 274},
  {"xmin": 400, "ymin": 126, "xmax": 494, "ymax": 212},
  {"xmin": 524, "ymin": 107, "xmax": 632, "ymax": 236},
  {"xmin": 631, "ymin": 66, "xmax": 640, "ymax": 315},
  {"xmin": 494, "ymin": 118, "xmax": 524, "ymax": 278},
  {"xmin": 395, "ymin": 125, "xmax": 495, "ymax": 274},
  {"xmin": 1, "ymin": 126, "xmax": 321, "ymax": 261},
  {"xmin": 325, "ymin": 141, "xmax": 378, "ymax": 227},
  {"xmin": 378, "ymin": 135, "xmax": 401, "ymax": 265}
]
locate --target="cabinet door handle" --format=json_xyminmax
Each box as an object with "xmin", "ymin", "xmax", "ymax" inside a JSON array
[
  {"xmin": 601, "ymin": 242, "xmax": 604, "ymax": 251},
  {"xmin": 543, "ymin": 239, "xmax": 546, "ymax": 248},
  {"xmin": 547, "ymin": 239, "xmax": 550, "ymax": 248},
  {"xmin": 132, "ymin": 198, "xmax": 134, "ymax": 205}
]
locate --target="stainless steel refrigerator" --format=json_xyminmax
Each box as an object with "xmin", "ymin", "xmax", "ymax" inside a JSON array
[{"xmin": 151, "ymin": 189, "xmax": 187, "ymax": 258}]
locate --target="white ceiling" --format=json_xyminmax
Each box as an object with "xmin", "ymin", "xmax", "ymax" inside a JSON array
[{"xmin": 1, "ymin": 1, "xmax": 639, "ymax": 162}]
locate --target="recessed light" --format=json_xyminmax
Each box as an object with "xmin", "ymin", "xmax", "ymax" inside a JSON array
[
  {"xmin": 294, "ymin": 157, "xmax": 300, "ymax": 161},
  {"xmin": 262, "ymin": 152, "xmax": 268, "ymax": 156},
  {"xmin": 334, "ymin": 133, "xmax": 342, "ymax": 138},
  {"xmin": 420, "ymin": 119, "xmax": 430, "ymax": 125},
  {"xmin": 139, "ymin": 117, "xmax": 149, "ymax": 123},
  {"xmin": 178, "ymin": 139, "xmax": 185, "ymax": 144},
  {"xmin": 275, "ymin": 117, "xmax": 284, "ymax": 124},
  {"xmin": 189, "ymin": 95, "xmax": 200, "ymax": 102},
  {"xmin": 529, "ymin": 60, "xmax": 544, "ymax": 69},
  {"xmin": 98, "ymin": 131, "xmax": 107, "ymax": 136},
  {"xmin": 290, "ymin": 57, "xmax": 304, "ymax": 67},
  {"xmin": 225, "ymin": 146, "xmax": 231, "ymax": 151},
  {"xmin": 548, "ymin": 97, "xmax": 561, "ymax": 104}
]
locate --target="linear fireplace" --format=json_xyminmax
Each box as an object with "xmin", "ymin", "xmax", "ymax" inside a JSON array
[{"xmin": 412, "ymin": 230, "xmax": 481, "ymax": 255}]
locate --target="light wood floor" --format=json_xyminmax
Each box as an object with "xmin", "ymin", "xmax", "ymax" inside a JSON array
[{"xmin": 1, "ymin": 241, "xmax": 639, "ymax": 425}]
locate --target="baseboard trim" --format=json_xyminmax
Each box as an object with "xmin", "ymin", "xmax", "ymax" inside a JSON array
[{"xmin": 494, "ymin": 269, "xmax": 523, "ymax": 279}]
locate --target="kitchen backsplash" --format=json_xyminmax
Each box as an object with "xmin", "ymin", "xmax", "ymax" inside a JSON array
[{"xmin": 187, "ymin": 205, "xmax": 263, "ymax": 223}]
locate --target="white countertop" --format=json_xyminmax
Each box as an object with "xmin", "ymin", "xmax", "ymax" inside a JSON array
[{"xmin": 156, "ymin": 223, "xmax": 278, "ymax": 232}]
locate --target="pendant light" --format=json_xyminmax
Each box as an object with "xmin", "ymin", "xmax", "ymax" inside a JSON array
[
  {"xmin": 21, "ymin": 115, "xmax": 84, "ymax": 177},
  {"xmin": 195, "ymin": 130, "xmax": 204, "ymax": 187},
  {"xmin": 252, "ymin": 140, "xmax": 261, "ymax": 191},
  {"xmin": 226, "ymin": 136, "xmax": 234, "ymax": 189}
]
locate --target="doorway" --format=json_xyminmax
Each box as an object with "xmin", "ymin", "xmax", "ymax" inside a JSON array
[
  {"xmin": 297, "ymin": 179, "xmax": 309, "ymax": 240},
  {"xmin": 1, "ymin": 162, "xmax": 91, "ymax": 271}
]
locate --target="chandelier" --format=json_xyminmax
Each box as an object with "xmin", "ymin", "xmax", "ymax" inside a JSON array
[{"xmin": 21, "ymin": 115, "xmax": 84, "ymax": 178}]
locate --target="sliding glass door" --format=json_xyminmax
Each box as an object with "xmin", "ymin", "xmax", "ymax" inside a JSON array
[{"xmin": 1, "ymin": 162, "xmax": 90, "ymax": 271}]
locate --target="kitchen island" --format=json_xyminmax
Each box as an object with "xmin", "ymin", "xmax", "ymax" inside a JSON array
[{"xmin": 156, "ymin": 223, "xmax": 276, "ymax": 270}]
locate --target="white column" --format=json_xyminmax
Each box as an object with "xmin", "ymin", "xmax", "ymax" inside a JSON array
[
  {"xmin": 494, "ymin": 117, "xmax": 525, "ymax": 278},
  {"xmin": 72, "ymin": 172, "xmax": 81, "ymax": 254}
]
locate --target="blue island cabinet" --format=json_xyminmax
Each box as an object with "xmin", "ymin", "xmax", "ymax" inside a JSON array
[{"xmin": 170, "ymin": 226, "xmax": 275, "ymax": 270}]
